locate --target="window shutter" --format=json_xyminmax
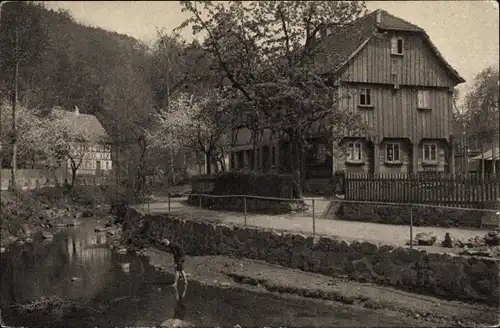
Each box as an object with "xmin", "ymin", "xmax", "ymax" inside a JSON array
[
  {"xmin": 391, "ymin": 37, "xmax": 398, "ymax": 54},
  {"xmin": 417, "ymin": 91, "xmax": 424, "ymax": 108}
]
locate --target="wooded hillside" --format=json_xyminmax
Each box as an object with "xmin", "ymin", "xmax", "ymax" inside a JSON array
[{"xmin": 0, "ymin": 1, "xmax": 214, "ymax": 183}]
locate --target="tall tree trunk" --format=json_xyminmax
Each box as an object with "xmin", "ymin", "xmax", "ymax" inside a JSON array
[
  {"xmin": 289, "ymin": 132, "xmax": 303, "ymax": 199},
  {"xmin": 205, "ymin": 150, "xmax": 212, "ymax": 175},
  {"xmin": 169, "ymin": 132, "xmax": 176, "ymax": 185},
  {"xmin": 10, "ymin": 60, "xmax": 19, "ymax": 191},
  {"xmin": 481, "ymin": 145, "xmax": 485, "ymax": 179},
  {"xmin": 498, "ymin": 108, "xmax": 500, "ymax": 176},
  {"xmin": 139, "ymin": 143, "xmax": 146, "ymax": 191},
  {"xmin": 492, "ymin": 141, "xmax": 497, "ymax": 175},
  {"xmin": 252, "ymin": 128, "xmax": 258, "ymax": 170},
  {"xmin": 218, "ymin": 149, "xmax": 226, "ymax": 172},
  {"xmin": 71, "ymin": 163, "xmax": 77, "ymax": 187},
  {"xmin": 464, "ymin": 134, "xmax": 469, "ymax": 174}
]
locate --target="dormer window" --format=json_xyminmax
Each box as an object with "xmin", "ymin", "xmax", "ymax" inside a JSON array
[{"xmin": 391, "ymin": 37, "xmax": 404, "ymax": 55}]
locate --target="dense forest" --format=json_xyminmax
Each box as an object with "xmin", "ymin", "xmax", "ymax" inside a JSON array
[{"xmin": 0, "ymin": 1, "xmax": 216, "ymax": 184}]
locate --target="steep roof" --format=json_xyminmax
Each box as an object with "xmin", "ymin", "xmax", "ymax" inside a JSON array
[
  {"xmin": 53, "ymin": 107, "xmax": 112, "ymax": 143},
  {"xmin": 314, "ymin": 9, "xmax": 465, "ymax": 84}
]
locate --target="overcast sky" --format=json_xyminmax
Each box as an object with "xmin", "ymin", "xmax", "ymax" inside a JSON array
[{"xmin": 41, "ymin": 0, "xmax": 499, "ymax": 102}]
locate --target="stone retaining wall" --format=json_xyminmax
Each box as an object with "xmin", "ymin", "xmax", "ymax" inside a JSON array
[
  {"xmin": 124, "ymin": 208, "xmax": 499, "ymax": 305},
  {"xmin": 340, "ymin": 203, "xmax": 498, "ymax": 228}
]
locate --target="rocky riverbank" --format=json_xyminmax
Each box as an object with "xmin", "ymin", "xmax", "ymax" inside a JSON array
[{"xmin": 0, "ymin": 188, "xmax": 115, "ymax": 252}]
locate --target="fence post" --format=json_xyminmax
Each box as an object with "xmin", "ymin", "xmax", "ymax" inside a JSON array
[
  {"xmin": 199, "ymin": 195, "xmax": 202, "ymax": 208},
  {"xmin": 243, "ymin": 196, "xmax": 247, "ymax": 227},
  {"xmin": 312, "ymin": 198, "xmax": 316, "ymax": 236},
  {"xmin": 409, "ymin": 205, "xmax": 413, "ymax": 250}
]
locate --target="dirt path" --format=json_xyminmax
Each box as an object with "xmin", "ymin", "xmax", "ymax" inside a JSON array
[
  {"xmin": 134, "ymin": 198, "xmax": 490, "ymax": 249},
  {"xmin": 141, "ymin": 248, "xmax": 497, "ymax": 327}
]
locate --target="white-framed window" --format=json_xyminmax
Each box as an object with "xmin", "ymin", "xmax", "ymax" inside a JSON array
[
  {"xmin": 386, "ymin": 143, "xmax": 401, "ymax": 162},
  {"xmin": 422, "ymin": 143, "xmax": 438, "ymax": 162},
  {"xmin": 359, "ymin": 88, "xmax": 372, "ymax": 106},
  {"xmin": 391, "ymin": 37, "xmax": 404, "ymax": 55},
  {"xmin": 347, "ymin": 142, "xmax": 362, "ymax": 161},
  {"xmin": 417, "ymin": 90, "xmax": 431, "ymax": 109},
  {"xmin": 105, "ymin": 161, "xmax": 109, "ymax": 170}
]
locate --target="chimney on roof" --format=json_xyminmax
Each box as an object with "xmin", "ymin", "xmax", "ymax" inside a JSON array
[
  {"xmin": 74, "ymin": 106, "xmax": 79, "ymax": 116},
  {"xmin": 376, "ymin": 10, "xmax": 382, "ymax": 24}
]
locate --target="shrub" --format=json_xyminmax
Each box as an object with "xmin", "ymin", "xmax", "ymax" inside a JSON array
[
  {"xmin": 191, "ymin": 171, "xmax": 301, "ymax": 199},
  {"xmin": 0, "ymin": 190, "xmax": 44, "ymax": 239}
]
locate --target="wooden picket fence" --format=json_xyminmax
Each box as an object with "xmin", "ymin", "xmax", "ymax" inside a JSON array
[{"xmin": 345, "ymin": 173, "xmax": 500, "ymax": 209}]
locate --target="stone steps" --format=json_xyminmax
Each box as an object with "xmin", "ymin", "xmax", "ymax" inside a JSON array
[{"xmin": 320, "ymin": 199, "xmax": 341, "ymax": 219}]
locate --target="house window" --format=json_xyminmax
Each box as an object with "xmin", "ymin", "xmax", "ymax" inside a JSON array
[
  {"xmin": 386, "ymin": 143, "xmax": 401, "ymax": 162},
  {"xmin": 359, "ymin": 88, "xmax": 372, "ymax": 106},
  {"xmin": 417, "ymin": 90, "xmax": 431, "ymax": 109},
  {"xmin": 105, "ymin": 161, "xmax": 109, "ymax": 170},
  {"xmin": 423, "ymin": 143, "xmax": 438, "ymax": 162},
  {"xmin": 391, "ymin": 37, "xmax": 404, "ymax": 55},
  {"xmin": 347, "ymin": 142, "xmax": 362, "ymax": 161}
]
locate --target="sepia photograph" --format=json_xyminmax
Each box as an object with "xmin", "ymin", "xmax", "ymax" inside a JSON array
[{"xmin": 0, "ymin": 1, "xmax": 499, "ymax": 327}]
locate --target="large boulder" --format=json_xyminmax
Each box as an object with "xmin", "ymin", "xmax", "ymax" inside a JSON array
[
  {"xmin": 414, "ymin": 232, "xmax": 437, "ymax": 246},
  {"xmin": 441, "ymin": 232, "xmax": 463, "ymax": 248},
  {"xmin": 484, "ymin": 230, "xmax": 500, "ymax": 246},
  {"xmin": 42, "ymin": 231, "xmax": 54, "ymax": 239},
  {"xmin": 466, "ymin": 236, "xmax": 485, "ymax": 248}
]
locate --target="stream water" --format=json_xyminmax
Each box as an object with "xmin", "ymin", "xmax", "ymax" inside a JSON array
[{"xmin": 1, "ymin": 219, "xmax": 420, "ymax": 328}]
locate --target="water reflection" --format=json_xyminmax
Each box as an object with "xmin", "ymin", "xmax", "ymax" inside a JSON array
[
  {"xmin": 1, "ymin": 220, "xmax": 420, "ymax": 328},
  {"xmin": 173, "ymin": 294, "xmax": 186, "ymax": 320}
]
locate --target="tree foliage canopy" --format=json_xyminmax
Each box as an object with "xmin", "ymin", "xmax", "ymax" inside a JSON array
[{"xmin": 464, "ymin": 66, "xmax": 499, "ymax": 146}]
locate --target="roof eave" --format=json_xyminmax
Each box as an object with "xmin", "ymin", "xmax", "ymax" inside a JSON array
[
  {"xmin": 377, "ymin": 26, "xmax": 424, "ymax": 33},
  {"xmin": 422, "ymin": 32, "xmax": 466, "ymax": 85},
  {"xmin": 332, "ymin": 34, "xmax": 375, "ymax": 75}
]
